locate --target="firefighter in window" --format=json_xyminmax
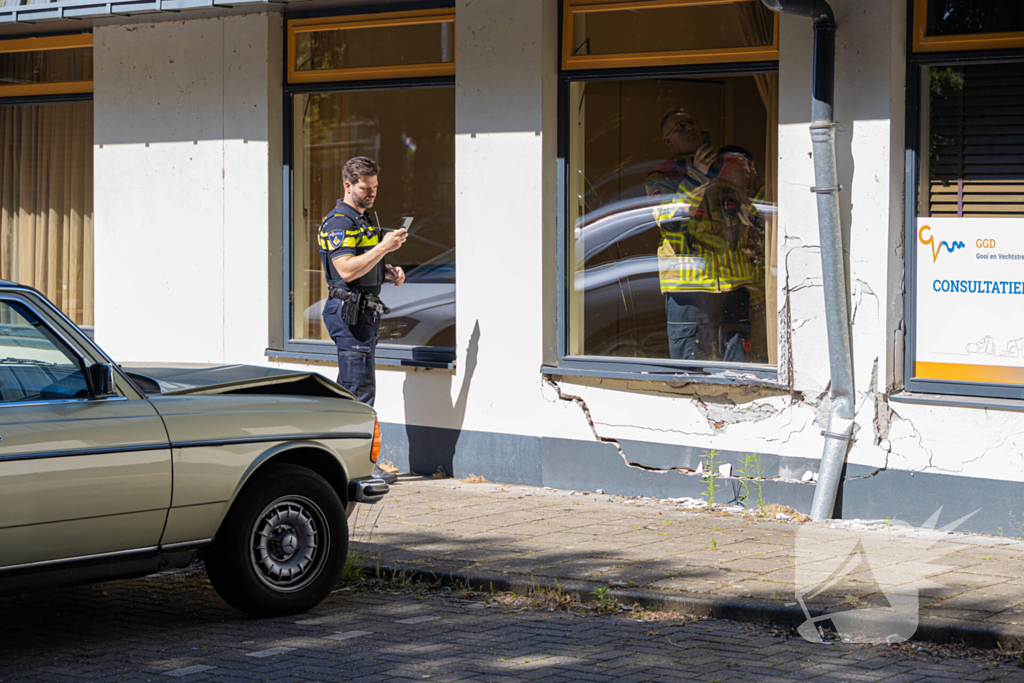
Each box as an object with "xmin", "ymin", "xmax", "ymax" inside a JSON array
[
  {"xmin": 645, "ymin": 108, "xmax": 717, "ymax": 361},
  {"xmin": 690, "ymin": 145, "xmax": 768, "ymax": 363}
]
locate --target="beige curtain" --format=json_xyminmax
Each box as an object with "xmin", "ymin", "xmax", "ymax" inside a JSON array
[
  {"xmin": 738, "ymin": 3, "xmax": 779, "ymax": 364},
  {"xmin": 0, "ymin": 102, "xmax": 94, "ymax": 326}
]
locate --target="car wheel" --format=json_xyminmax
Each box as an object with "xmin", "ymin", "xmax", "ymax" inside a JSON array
[{"xmin": 205, "ymin": 463, "xmax": 348, "ymax": 617}]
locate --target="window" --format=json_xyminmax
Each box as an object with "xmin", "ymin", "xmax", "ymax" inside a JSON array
[
  {"xmin": 909, "ymin": 61, "xmax": 1024, "ymax": 394},
  {"xmin": 562, "ymin": 0, "xmax": 778, "ymax": 70},
  {"xmin": 913, "ymin": 0, "xmax": 1024, "ymax": 53},
  {"xmin": 907, "ymin": 1, "xmax": 1024, "ymax": 398},
  {"xmin": 559, "ymin": 1, "xmax": 778, "ymax": 377},
  {"xmin": 285, "ymin": 11, "xmax": 455, "ymax": 363},
  {"xmin": 0, "ymin": 299, "xmax": 88, "ymax": 403},
  {"xmin": 0, "ymin": 35, "xmax": 94, "ymax": 328}
]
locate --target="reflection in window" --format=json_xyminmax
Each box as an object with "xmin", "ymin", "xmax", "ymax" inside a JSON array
[
  {"xmin": 920, "ymin": 63, "xmax": 1024, "ymax": 218},
  {"xmin": 0, "ymin": 47, "xmax": 91, "ymax": 86},
  {"xmin": 570, "ymin": 1, "xmax": 773, "ymax": 56},
  {"xmin": 567, "ymin": 74, "xmax": 778, "ymax": 365},
  {"xmin": 294, "ymin": 21, "xmax": 454, "ymax": 73},
  {"xmin": 0, "ymin": 300, "xmax": 88, "ymax": 403},
  {"xmin": 925, "ymin": 1, "xmax": 1024, "ymax": 37},
  {"xmin": 291, "ymin": 86, "xmax": 455, "ymax": 348},
  {"xmin": 0, "ymin": 102, "xmax": 94, "ymax": 326}
]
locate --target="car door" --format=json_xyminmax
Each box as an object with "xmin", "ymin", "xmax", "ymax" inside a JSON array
[{"xmin": 0, "ymin": 295, "xmax": 172, "ymax": 570}]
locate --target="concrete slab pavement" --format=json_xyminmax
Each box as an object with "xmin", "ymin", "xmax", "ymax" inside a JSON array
[{"xmin": 351, "ymin": 477, "xmax": 1024, "ymax": 649}]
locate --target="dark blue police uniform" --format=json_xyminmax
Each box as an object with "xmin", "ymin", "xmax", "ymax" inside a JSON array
[{"xmin": 318, "ymin": 200, "xmax": 386, "ymax": 406}]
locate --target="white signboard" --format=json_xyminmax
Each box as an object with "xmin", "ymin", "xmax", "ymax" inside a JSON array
[{"xmin": 916, "ymin": 217, "xmax": 1024, "ymax": 385}]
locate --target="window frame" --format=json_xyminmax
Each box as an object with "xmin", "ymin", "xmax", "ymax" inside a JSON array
[
  {"xmin": 903, "ymin": 0, "xmax": 1024, "ymax": 400},
  {"xmin": 0, "ymin": 34, "xmax": 95, "ymax": 332},
  {"xmin": 0, "ymin": 33, "xmax": 92, "ymax": 99},
  {"xmin": 277, "ymin": 6, "xmax": 457, "ymax": 369},
  {"xmin": 287, "ymin": 8, "xmax": 455, "ymax": 85},
  {"xmin": 912, "ymin": 0, "xmax": 1024, "ymax": 54},
  {"xmin": 551, "ymin": 60, "xmax": 782, "ymax": 386},
  {"xmin": 561, "ymin": 0, "xmax": 779, "ymax": 71}
]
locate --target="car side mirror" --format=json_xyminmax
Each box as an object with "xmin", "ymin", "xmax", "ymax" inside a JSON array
[{"xmin": 87, "ymin": 363, "xmax": 118, "ymax": 398}]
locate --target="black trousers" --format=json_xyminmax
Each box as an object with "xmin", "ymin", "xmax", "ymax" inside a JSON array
[{"xmin": 322, "ymin": 298, "xmax": 381, "ymax": 406}]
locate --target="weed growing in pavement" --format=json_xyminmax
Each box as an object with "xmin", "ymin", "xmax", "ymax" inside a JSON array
[
  {"xmin": 711, "ymin": 539, "xmax": 718, "ymax": 550},
  {"xmin": 590, "ymin": 585, "xmax": 616, "ymax": 612},
  {"xmin": 702, "ymin": 449, "xmax": 719, "ymax": 511},
  {"xmin": 737, "ymin": 452, "xmax": 767, "ymax": 518}
]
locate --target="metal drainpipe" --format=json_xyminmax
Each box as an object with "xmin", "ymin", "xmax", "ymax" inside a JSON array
[{"xmin": 760, "ymin": 0, "xmax": 855, "ymax": 522}]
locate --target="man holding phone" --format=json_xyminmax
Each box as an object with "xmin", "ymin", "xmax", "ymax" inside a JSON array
[
  {"xmin": 318, "ymin": 156, "xmax": 407, "ymax": 483},
  {"xmin": 645, "ymin": 108, "xmax": 718, "ymax": 361}
]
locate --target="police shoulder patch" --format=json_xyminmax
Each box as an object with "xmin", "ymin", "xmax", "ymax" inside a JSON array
[{"xmin": 328, "ymin": 229, "xmax": 346, "ymax": 248}]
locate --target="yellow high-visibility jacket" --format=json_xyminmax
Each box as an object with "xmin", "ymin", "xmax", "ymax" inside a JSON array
[
  {"xmin": 645, "ymin": 156, "xmax": 712, "ymax": 294},
  {"xmin": 690, "ymin": 179, "xmax": 767, "ymax": 304}
]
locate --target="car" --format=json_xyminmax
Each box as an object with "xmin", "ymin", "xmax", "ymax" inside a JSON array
[{"xmin": 0, "ymin": 279, "xmax": 389, "ymax": 617}]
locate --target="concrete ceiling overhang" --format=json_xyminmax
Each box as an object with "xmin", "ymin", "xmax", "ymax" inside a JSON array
[{"xmin": 0, "ymin": 0, "xmax": 416, "ymax": 35}]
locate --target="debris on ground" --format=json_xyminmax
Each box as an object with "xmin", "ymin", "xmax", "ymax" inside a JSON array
[
  {"xmin": 459, "ymin": 474, "xmax": 489, "ymax": 483},
  {"xmin": 377, "ymin": 460, "xmax": 399, "ymax": 474}
]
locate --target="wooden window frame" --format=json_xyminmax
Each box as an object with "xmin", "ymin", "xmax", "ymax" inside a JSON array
[
  {"xmin": 912, "ymin": 0, "xmax": 1024, "ymax": 53},
  {"xmin": 287, "ymin": 8, "xmax": 455, "ymax": 84},
  {"xmin": 561, "ymin": 0, "xmax": 779, "ymax": 71},
  {"xmin": 0, "ymin": 34, "xmax": 92, "ymax": 98}
]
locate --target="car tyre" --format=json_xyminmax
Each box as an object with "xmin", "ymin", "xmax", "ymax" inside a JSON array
[{"xmin": 205, "ymin": 463, "xmax": 348, "ymax": 617}]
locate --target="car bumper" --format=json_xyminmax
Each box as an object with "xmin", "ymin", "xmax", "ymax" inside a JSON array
[{"xmin": 350, "ymin": 477, "xmax": 390, "ymax": 504}]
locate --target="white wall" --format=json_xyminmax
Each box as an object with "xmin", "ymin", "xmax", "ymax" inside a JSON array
[
  {"xmin": 93, "ymin": 12, "xmax": 281, "ymax": 365},
  {"xmin": 86, "ymin": 1, "xmax": 1024, "ymax": 487}
]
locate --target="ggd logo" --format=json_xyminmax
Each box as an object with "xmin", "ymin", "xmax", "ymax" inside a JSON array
[{"xmin": 918, "ymin": 225, "xmax": 965, "ymax": 263}]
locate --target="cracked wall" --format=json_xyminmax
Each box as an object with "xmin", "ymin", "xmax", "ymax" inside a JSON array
[{"xmin": 264, "ymin": 0, "xmax": 1024, "ymax": 506}]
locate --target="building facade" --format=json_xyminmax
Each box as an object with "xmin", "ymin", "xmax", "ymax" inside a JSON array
[{"xmin": 2, "ymin": 0, "xmax": 1023, "ymax": 534}]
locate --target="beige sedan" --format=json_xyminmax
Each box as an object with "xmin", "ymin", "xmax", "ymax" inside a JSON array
[{"xmin": 0, "ymin": 280, "xmax": 388, "ymax": 616}]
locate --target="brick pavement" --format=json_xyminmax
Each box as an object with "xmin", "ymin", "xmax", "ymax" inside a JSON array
[
  {"xmin": 352, "ymin": 478, "xmax": 1024, "ymax": 647},
  {"xmin": 2, "ymin": 563, "xmax": 1024, "ymax": 682}
]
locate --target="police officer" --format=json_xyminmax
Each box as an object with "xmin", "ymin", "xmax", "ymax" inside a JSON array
[{"xmin": 319, "ymin": 156, "xmax": 407, "ymax": 483}]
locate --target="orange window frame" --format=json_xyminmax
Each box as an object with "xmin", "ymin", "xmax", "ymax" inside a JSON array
[
  {"xmin": 913, "ymin": 0, "xmax": 1024, "ymax": 53},
  {"xmin": 561, "ymin": 0, "xmax": 779, "ymax": 71},
  {"xmin": 0, "ymin": 34, "xmax": 93, "ymax": 98},
  {"xmin": 287, "ymin": 8, "xmax": 455, "ymax": 84}
]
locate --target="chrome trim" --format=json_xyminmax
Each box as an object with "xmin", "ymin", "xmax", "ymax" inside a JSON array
[
  {"xmin": 159, "ymin": 538, "xmax": 213, "ymax": 552},
  {"xmin": 0, "ymin": 396, "xmax": 128, "ymax": 410},
  {"xmin": 0, "ymin": 441, "xmax": 169, "ymax": 463},
  {"xmin": 0, "ymin": 545, "xmax": 159, "ymax": 573},
  {"xmin": 172, "ymin": 433, "xmax": 370, "ymax": 449}
]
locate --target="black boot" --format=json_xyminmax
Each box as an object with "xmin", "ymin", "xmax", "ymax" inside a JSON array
[{"xmin": 373, "ymin": 466, "xmax": 398, "ymax": 484}]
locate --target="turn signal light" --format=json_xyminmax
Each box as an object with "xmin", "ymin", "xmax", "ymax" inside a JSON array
[{"xmin": 370, "ymin": 418, "xmax": 381, "ymax": 464}]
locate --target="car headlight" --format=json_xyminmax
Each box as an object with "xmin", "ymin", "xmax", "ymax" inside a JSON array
[{"xmin": 378, "ymin": 316, "xmax": 419, "ymax": 340}]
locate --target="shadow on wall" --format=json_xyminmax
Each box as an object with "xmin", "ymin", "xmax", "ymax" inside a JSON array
[{"xmin": 403, "ymin": 320, "xmax": 480, "ymax": 476}]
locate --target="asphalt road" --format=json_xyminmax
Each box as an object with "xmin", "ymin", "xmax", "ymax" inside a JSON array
[{"xmin": 1, "ymin": 564, "xmax": 1023, "ymax": 682}]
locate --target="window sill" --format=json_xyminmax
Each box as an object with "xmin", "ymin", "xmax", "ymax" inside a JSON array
[
  {"xmin": 266, "ymin": 345, "xmax": 455, "ymax": 370},
  {"xmin": 889, "ymin": 390, "xmax": 1024, "ymax": 412},
  {"xmin": 542, "ymin": 359, "xmax": 783, "ymax": 388}
]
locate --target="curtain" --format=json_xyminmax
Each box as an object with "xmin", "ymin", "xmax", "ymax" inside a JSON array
[
  {"xmin": 0, "ymin": 102, "xmax": 94, "ymax": 326},
  {"xmin": 738, "ymin": 3, "xmax": 779, "ymax": 365}
]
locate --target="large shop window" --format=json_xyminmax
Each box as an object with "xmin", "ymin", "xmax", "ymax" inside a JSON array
[
  {"xmin": 908, "ymin": 1, "xmax": 1024, "ymax": 399},
  {"xmin": 286, "ymin": 10, "xmax": 455, "ymax": 361},
  {"xmin": 561, "ymin": 0, "xmax": 778, "ymax": 376},
  {"xmin": 0, "ymin": 35, "xmax": 93, "ymax": 328}
]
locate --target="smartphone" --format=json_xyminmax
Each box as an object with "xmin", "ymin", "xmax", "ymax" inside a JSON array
[{"xmin": 701, "ymin": 130, "xmax": 712, "ymax": 147}]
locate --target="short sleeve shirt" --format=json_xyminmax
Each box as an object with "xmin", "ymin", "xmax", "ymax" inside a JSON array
[{"xmin": 318, "ymin": 200, "xmax": 384, "ymax": 295}]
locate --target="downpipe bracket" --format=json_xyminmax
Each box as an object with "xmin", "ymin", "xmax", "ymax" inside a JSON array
[
  {"xmin": 810, "ymin": 185, "xmax": 843, "ymax": 194},
  {"xmin": 821, "ymin": 429, "xmax": 856, "ymax": 443}
]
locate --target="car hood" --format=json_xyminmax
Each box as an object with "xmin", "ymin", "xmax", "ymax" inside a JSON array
[{"xmin": 120, "ymin": 362, "xmax": 356, "ymax": 401}]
